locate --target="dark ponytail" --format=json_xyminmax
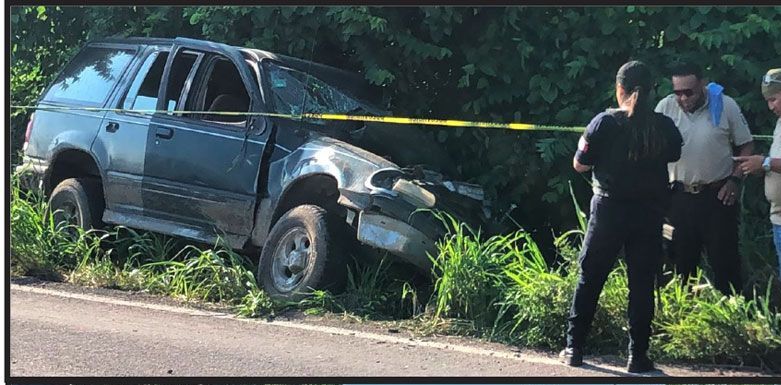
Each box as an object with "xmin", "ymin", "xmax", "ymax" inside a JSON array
[{"xmin": 615, "ymin": 61, "xmax": 663, "ymax": 161}]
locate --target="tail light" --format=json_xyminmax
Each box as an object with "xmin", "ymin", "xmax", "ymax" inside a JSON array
[{"xmin": 23, "ymin": 113, "xmax": 34, "ymax": 152}]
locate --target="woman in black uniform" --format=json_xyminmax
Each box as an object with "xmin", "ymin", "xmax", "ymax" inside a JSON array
[{"xmin": 559, "ymin": 60, "xmax": 682, "ymax": 373}]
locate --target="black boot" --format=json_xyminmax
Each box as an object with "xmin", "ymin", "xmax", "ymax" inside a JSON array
[
  {"xmin": 559, "ymin": 347, "xmax": 583, "ymax": 367},
  {"xmin": 626, "ymin": 351, "xmax": 655, "ymax": 373}
]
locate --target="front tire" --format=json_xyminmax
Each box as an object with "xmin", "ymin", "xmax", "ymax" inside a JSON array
[{"xmin": 257, "ymin": 205, "xmax": 347, "ymax": 302}]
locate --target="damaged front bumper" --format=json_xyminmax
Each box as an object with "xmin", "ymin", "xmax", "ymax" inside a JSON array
[
  {"xmin": 356, "ymin": 211, "xmax": 437, "ymax": 271},
  {"xmin": 351, "ymin": 167, "xmax": 491, "ymax": 272}
]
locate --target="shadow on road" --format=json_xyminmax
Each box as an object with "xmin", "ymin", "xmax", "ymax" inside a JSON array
[
  {"xmin": 580, "ymin": 362, "xmax": 666, "ymax": 377},
  {"xmin": 10, "ymin": 276, "xmax": 46, "ymax": 285}
]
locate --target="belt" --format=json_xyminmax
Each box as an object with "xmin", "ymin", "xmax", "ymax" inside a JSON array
[{"xmin": 677, "ymin": 179, "xmax": 727, "ymax": 194}]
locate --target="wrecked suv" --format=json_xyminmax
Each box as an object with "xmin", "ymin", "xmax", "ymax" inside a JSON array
[{"xmin": 16, "ymin": 37, "xmax": 492, "ymax": 300}]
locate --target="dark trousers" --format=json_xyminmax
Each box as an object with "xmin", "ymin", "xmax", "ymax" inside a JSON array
[
  {"xmin": 667, "ymin": 188, "xmax": 742, "ymax": 295},
  {"xmin": 566, "ymin": 194, "xmax": 662, "ymax": 354}
]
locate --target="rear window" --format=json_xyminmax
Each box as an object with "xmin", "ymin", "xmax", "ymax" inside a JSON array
[{"xmin": 43, "ymin": 46, "xmax": 135, "ymax": 106}]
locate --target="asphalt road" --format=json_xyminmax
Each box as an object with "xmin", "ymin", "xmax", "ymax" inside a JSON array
[{"xmin": 9, "ymin": 282, "xmax": 772, "ymax": 378}]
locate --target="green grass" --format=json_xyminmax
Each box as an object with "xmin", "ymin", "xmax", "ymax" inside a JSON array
[
  {"xmin": 296, "ymin": 254, "xmax": 425, "ymax": 320},
  {"xmin": 138, "ymin": 243, "xmax": 257, "ymax": 303},
  {"xmin": 71, "ymin": 228, "xmax": 278, "ymax": 317},
  {"xmin": 497, "ymin": 235, "xmax": 578, "ymax": 348},
  {"xmin": 69, "ymin": 253, "xmax": 147, "ymax": 290},
  {"xmin": 236, "ymin": 288, "xmax": 276, "ymax": 318},
  {"xmin": 429, "ymin": 211, "xmax": 520, "ymax": 331},
  {"xmin": 10, "ymin": 175, "xmax": 106, "ymax": 280},
  {"xmin": 653, "ymin": 273, "xmax": 781, "ymax": 368}
]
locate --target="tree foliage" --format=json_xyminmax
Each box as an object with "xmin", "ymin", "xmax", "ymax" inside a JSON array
[{"xmin": 10, "ymin": 6, "xmax": 781, "ymax": 267}]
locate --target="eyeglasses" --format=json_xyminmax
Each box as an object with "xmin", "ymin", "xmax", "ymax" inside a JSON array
[
  {"xmin": 763, "ymin": 74, "xmax": 781, "ymax": 86},
  {"xmin": 673, "ymin": 88, "xmax": 695, "ymax": 97}
]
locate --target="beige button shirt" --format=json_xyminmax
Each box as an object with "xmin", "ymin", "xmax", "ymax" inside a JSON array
[
  {"xmin": 766, "ymin": 118, "xmax": 781, "ymax": 225},
  {"xmin": 655, "ymin": 93, "xmax": 753, "ymax": 185}
]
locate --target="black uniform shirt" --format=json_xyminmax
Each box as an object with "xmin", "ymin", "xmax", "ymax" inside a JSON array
[{"xmin": 575, "ymin": 110, "xmax": 683, "ymax": 202}]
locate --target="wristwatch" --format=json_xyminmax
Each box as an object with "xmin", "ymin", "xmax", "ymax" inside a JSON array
[{"xmin": 763, "ymin": 156, "xmax": 772, "ymax": 173}]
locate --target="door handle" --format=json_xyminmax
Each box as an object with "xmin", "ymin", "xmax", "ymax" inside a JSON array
[
  {"xmin": 105, "ymin": 122, "xmax": 119, "ymax": 133},
  {"xmin": 155, "ymin": 127, "xmax": 174, "ymax": 140}
]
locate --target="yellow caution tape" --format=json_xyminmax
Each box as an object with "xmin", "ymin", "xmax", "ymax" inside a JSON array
[
  {"xmin": 308, "ymin": 113, "xmax": 582, "ymax": 133},
  {"xmin": 10, "ymin": 104, "xmax": 773, "ymax": 140}
]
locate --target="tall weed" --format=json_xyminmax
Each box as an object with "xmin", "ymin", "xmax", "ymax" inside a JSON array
[
  {"xmin": 297, "ymin": 255, "xmax": 424, "ymax": 320},
  {"xmin": 140, "ymin": 243, "xmax": 257, "ymax": 303},
  {"xmin": 69, "ymin": 253, "xmax": 148, "ymax": 290},
  {"xmin": 653, "ymin": 276, "xmax": 781, "ymax": 369},
  {"xmin": 10, "ymin": 174, "xmax": 104, "ymax": 279},
  {"xmin": 109, "ymin": 226, "xmax": 185, "ymax": 265},
  {"xmin": 497, "ymin": 232, "xmax": 576, "ymax": 347},
  {"xmin": 236, "ymin": 288, "xmax": 275, "ymax": 318},
  {"xmin": 429, "ymin": 211, "xmax": 520, "ymax": 331}
]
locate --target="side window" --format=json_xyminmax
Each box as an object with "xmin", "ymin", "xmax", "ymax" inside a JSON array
[
  {"xmin": 189, "ymin": 55, "xmax": 251, "ymax": 125},
  {"xmin": 122, "ymin": 51, "xmax": 169, "ymax": 112},
  {"xmin": 163, "ymin": 51, "xmax": 200, "ymax": 114},
  {"xmin": 43, "ymin": 47, "xmax": 135, "ymax": 106}
]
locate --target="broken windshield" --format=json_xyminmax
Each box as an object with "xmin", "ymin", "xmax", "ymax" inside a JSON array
[{"xmin": 264, "ymin": 61, "xmax": 376, "ymax": 117}]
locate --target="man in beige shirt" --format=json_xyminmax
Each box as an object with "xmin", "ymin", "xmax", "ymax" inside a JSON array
[
  {"xmin": 734, "ymin": 68, "xmax": 781, "ymax": 280},
  {"xmin": 656, "ymin": 62, "xmax": 754, "ymax": 295}
]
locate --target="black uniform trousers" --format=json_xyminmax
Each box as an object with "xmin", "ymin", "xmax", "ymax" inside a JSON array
[
  {"xmin": 566, "ymin": 194, "xmax": 662, "ymax": 354},
  {"xmin": 667, "ymin": 186, "xmax": 742, "ymax": 295}
]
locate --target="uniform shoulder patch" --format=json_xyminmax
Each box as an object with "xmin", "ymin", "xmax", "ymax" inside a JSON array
[{"xmin": 578, "ymin": 136, "xmax": 589, "ymax": 152}]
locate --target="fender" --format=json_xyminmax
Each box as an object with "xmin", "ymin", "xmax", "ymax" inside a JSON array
[
  {"xmin": 44, "ymin": 142, "xmax": 105, "ymax": 195},
  {"xmin": 250, "ymin": 135, "xmax": 398, "ymax": 246}
]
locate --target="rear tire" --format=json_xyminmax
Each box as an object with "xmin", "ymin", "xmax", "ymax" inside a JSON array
[
  {"xmin": 48, "ymin": 178, "xmax": 105, "ymax": 233},
  {"xmin": 257, "ymin": 204, "xmax": 348, "ymax": 302}
]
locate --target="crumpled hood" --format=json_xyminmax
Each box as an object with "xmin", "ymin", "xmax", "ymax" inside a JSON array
[{"xmin": 304, "ymin": 135, "xmax": 398, "ymax": 171}]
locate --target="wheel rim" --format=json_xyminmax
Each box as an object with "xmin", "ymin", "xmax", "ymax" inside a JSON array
[{"xmin": 271, "ymin": 227, "xmax": 312, "ymax": 293}]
